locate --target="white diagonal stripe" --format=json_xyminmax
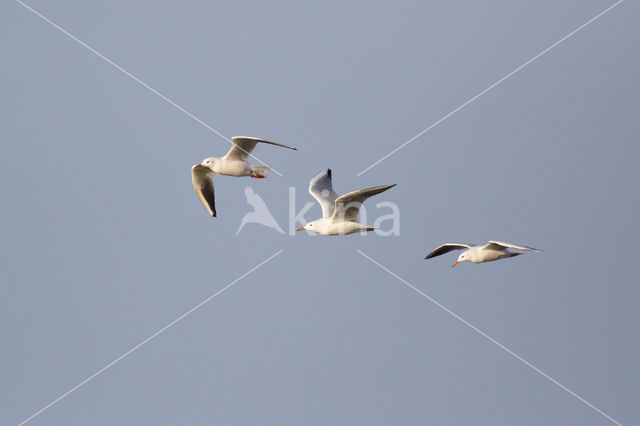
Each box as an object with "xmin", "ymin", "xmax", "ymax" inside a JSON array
[
  {"xmin": 14, "ymin": 0, "xmax": 283, "ymax": 176},
  {"xmin": 356, "ymin": 0, "xmax": 624, "ymax": 176},
  {"xmin": 357, "ymin": 249, "xmax": 623, "ymax": 426},
  {"xmin": 18, "ymin": 250, "xmax": 283, "ymax": 425}
]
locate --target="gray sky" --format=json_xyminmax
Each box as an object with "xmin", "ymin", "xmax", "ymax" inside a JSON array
[{"xmin": 1, "ymin": 0, "xmax": 639, "ymax": 425}]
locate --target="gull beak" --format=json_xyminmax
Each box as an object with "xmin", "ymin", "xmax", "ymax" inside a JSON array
[
  {"xmin": 452, "ymin": 261, "xmax": 460, "ymax": 268},
  {"xmin": 296, "ymin": 227, "xmax": 305, "ymax": 231},
  {"xmin": 194, "ymin": 164, "xmax": 203, "ymax": 168}
]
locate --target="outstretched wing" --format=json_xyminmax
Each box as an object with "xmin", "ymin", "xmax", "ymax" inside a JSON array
[
  {"xmin": 191, "ymin": 165, "xmax": 217, "ymax": 217},
  {"xmin": 486, "ymin": 241, "xmax": 542, "ymax": 252},
  {"xmin": 331, "ymin": 184, "xmax": 395, "ymax": 222},
  {"xmin": 309, "ymin": 169, "xmax": 338, "ymax": 218},
  {"xmin": 424, "ymin": 243, "xmax": 472, "ymax": 259},
  {"xmin": 224, "ymin": 136, "xmax": 297, "ymax": 162}
]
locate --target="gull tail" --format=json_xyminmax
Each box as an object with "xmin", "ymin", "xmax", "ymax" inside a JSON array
[{"xmin": 250, "ymin": 166, "xmax": 270, "ymax": 178}]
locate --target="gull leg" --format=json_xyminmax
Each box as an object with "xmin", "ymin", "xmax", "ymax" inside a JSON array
[{"xmin": 250, "ymin": 166, "xmax": 270, "ymax": 179}]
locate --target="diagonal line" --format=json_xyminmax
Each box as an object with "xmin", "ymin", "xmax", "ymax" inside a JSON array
[
  {"xmin": 14, "ymin": 0, "xmax": 284, "ymax": 176},
  {"xmin": 356, "ymin": 0, "xmax": 624, "ymax": 176},
  {"xmin": 356, "ymin": 249, "xmax": 623, "ymax": 426},
  {"xmin": 18, "ymin": 249, "xmax": 284, "ymax": 426}
]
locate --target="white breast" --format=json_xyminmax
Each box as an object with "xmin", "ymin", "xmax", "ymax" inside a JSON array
[
  {"xmin": 216, "ymin": 159, "xmax": 250, "ymax": 176},
  {"xmin": 473, "ymin": 246, "xmax": 506, "ymax": 263},
  {"xmin": 324, "ymin": 221, "xmax": 365, "ymax": 235}
]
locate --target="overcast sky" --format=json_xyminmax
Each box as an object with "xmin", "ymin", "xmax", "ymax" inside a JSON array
[{"xmin": 1, "ymin": 0, "xmax": 639, "ymax": 425}]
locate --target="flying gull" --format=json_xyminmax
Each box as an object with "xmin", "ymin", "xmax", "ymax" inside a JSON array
[
  {"xmin": 297, "ymin": 169, "xmax": 395, "ymax": 236},
  {"xmin": 425, "ymin": 241, "xmax": 542, "ymax": 267},
  {"xmin": 191, "ymin": 136, "xmax": 296, "ymax": 217}
]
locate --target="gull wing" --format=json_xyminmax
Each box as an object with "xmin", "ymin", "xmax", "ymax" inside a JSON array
[
  {"xmin": 424, "ymin": 243, "xmax": 472, "ymax": 259},
  {"xmin": 224, "ymin": 136, "xmax": 297, "ymax": 162},
  {"xmin": 192, "ymin": 166, "xmax": 217, "ymax": 217},
  {"xmin": 331, "ymin": 184, "xmax": 395, "ymax": 222},
  {"xmin": 309, "ymin": 169, "xmax": 338, "ymax": 218},
  {"xmin": 486, "ymin": 241, "xmax": 542, "ymax": 252}
]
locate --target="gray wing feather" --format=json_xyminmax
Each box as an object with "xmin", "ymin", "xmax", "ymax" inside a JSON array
[
  {"xmin": 309, "ymin": 169, "xmax": 338, "ymax": 218},
  {"xmin": 225, "ymin": 136, "xmax": 297, "ymax": 162},
  {"xmin": 192, "ymin": 166, "xmax": 217, "ymax": 217},
  {"xmin": 487, "ymin": 241, "xmax": 542, "ymax": 252},
  {"xmin": 424, "ymin": 243, "xmax": 472, "ymax": 259},
  {"xmin": 331, "ymin": 184, "xmax": 396, "ymax": 222}
]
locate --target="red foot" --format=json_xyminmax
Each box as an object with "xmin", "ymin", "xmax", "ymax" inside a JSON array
[{"xmin": 252, "ymin": 174, "xmax": 266, "ymax": 179}]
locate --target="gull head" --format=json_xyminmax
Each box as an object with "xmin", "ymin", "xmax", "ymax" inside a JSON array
[
  {"xmin": 452, "ymin": 251, "xmax": 470, "ymax": 268},
  {"xmin": 193, "ymin": 157, "xmax": 218, "ymax": 171},
  {"xmin": 297, "ymin": 220, "xmax": 320, "ymax": 233}
]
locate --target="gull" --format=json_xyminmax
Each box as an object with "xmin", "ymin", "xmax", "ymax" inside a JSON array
[
  {"xmin": 425, "ymin": 241, "xmax": 542, "ymax": 267},
  {"xmin": 191, "ymin": 136, "xmax": 296, "ymax": 217},
  {"xmin": 235, "ymin": 186, "xmax": 285, "ymax": 235},
  {"xmin": 297, "ymin": 169, "xmax": 395, "ymax": 236}
]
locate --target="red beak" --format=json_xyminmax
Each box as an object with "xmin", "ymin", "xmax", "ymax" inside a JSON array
[
  {"xmin": 194, "ymin": 164, "xmax": 203, "ymax": 168},
  {"xmin": 452, "ymin": 261, "xmax": 460, "ymax": 268}
]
